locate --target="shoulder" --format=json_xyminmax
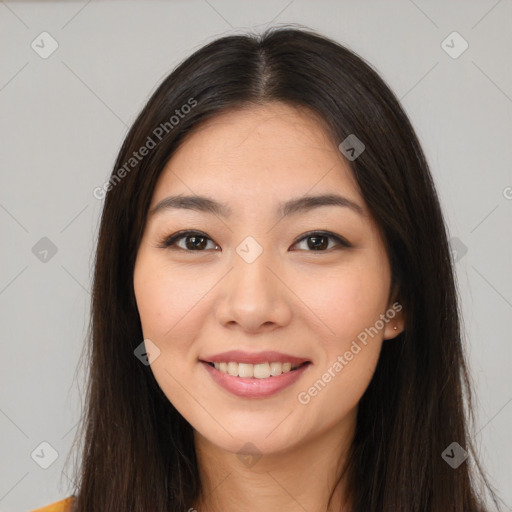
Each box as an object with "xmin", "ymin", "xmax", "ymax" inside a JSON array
[{"xmin": 30, "ymin": 496, "xmax": 75, "ymax": 512}]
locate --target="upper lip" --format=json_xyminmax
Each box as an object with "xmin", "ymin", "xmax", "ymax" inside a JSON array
[{"xmin": 201, "ymin": 350, "xmax": 310, "ymax": 365}]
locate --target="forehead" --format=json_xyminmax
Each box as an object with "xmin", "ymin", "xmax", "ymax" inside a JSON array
[{"xmin": 151, "ymin": 102, "xmax": 362, "ymax": 210}]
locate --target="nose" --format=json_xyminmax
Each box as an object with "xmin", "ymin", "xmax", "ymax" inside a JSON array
[{"xmin": 214, "ymin": 248, "xmax": 293, "ymax": 334}]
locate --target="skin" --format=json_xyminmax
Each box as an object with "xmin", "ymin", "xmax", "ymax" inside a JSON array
[{"xmin": 133, "ymin": 102, "xmax": 405, "ymax": 512}]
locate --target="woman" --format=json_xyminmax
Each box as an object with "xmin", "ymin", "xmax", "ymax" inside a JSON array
[{"xmin": 33, "ymin": 26, "xmax": 501, "ymax": 512}]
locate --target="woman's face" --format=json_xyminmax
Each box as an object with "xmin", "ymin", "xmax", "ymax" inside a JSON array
[{"xmin": 133, "ymin": 102, "xmax": 403, "ymax": 456}]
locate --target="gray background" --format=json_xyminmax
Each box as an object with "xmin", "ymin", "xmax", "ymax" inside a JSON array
[{"xmin": 1, "ymin": 0, "xmax": 511, "ymax": 510}]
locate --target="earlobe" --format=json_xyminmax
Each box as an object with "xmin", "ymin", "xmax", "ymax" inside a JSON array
[
  {"xmin": 383, "ymin": 283, "xmax": 405, "ymax": 340},
  {"xmin": 383, "ymin": 307, "xmax": 405, "ymax": 340}
]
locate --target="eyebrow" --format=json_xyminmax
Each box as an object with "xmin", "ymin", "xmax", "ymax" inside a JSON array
[{"xmin": 150, "ymin": 193, "xmax": 364, "ymax": 219}]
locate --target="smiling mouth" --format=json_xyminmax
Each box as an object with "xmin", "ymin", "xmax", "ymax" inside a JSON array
[{"xmin": 204, "ymin": 361, "xmax": 310, "ymax": 379}]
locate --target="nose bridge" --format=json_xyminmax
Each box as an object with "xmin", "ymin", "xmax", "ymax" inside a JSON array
[
  {"xmin": 230, "ymin": 237, "xmax": 278, "ymax": 301},
  {"xmin": 216, "ymin": 236, "xmax": 291, "ymax": 331}
]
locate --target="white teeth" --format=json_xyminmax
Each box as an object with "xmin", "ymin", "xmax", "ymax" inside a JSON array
[
  {"xmin": 211, "ymin": 361, "xmax": 304, "ymax": 378},
  {"xmin": 253, "ymin": 362, "xmax": 270, "ymax": 379},
  {"xmin": 238, "ymin": 363, "xmax": 254, "ymax": 378},
  {"xmin": 227, "ymin": 361, "xmax": 238, "ymax": 376},
  {"xmin": 270, "ymin": 362, "xmax": 282, "ymax": 376}
]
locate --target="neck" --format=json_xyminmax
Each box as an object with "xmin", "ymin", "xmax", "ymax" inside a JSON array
[{"xmin": 191, "ymin": 410, "xmax": 356, "ymax": 512}]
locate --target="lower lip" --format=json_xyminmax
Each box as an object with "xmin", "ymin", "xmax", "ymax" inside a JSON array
[{"xmin": 201, "ymin": 361, "xmax": 311, "ymax": 399}]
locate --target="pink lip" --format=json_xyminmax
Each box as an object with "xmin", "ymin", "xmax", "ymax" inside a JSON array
[
  {"xmin": 201, "ymin": 350, "xmax": 310, "ymax": 365},
  {"xmin": 201, "ymin": 361, "xmax": 311, "ymax": 399}
]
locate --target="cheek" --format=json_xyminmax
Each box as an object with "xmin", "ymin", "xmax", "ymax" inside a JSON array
[
  {"xmin": 134, "ymin": 255, "xmax": 207, "ymax": 343},
  {"xmin": 133, "ymin": 255, "xmax": 207, "ymax": 411},
  {"xmin": 293, "ymin": 258, "xmax": 390, "ymax": 346},
  {"xmin": 292, "ymin": 256, "xmax": 389, "ymax": 413},
  {"xmin": 293, "ymin": 287, "xmax": 385, "ymax": 432}
]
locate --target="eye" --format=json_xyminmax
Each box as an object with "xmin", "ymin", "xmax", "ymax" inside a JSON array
[
  {"xmin": 158, "ymin": 230, "xmax": 220, "ymax": 251},
  {"xmin": 291, "ymin": 231, "xmax": 352, "ymax": 252},
  {"xmin": 159, "ymin": 230, "xmax": 351, "ymax": 253}
]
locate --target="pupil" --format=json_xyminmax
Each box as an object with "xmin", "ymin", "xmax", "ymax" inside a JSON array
[
  {"xmin": 186, "ymin": 236, "xmax": 207, "ymax": 250},
  {"xmin": 308, "ymin": 236, "xmax": 327, "ymax": 250}
]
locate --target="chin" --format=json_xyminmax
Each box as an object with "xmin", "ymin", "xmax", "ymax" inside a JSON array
[{"xmin": 193, "ymin": 416, "xmax": 305, "ymax": 457}]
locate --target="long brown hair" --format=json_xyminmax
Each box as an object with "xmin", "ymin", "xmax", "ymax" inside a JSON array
[{"xmin": 67, "ymin": 26, "xmax": 502, "ymax": 511}]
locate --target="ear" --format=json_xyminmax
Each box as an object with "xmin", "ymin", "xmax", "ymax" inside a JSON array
[{"xmin": 383, "ymin": 285, "xmax": 406, "ymax": 340}]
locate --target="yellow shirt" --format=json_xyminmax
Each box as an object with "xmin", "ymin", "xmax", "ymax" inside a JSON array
[{"xmin": 31, "ymin": 496, "xmax": 75, "ymax": 512}]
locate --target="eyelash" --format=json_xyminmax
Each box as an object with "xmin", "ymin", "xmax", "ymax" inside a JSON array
[{"xmin": 157, "ymin": 230, "xmax": 352, "ymax": 253}]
